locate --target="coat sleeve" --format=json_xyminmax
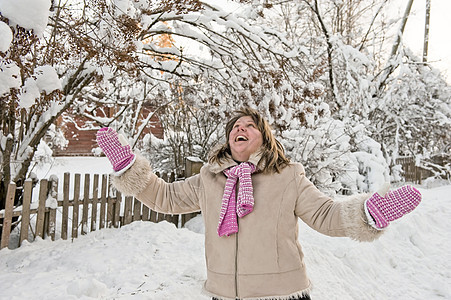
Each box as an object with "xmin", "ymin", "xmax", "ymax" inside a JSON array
[
  {"xmin": 111, "ymin": 154, "xmax": 202, "ymax": 215},
  {"xmin": 293, "ymin": 164, "xmax": 383, "ymax": 242}
]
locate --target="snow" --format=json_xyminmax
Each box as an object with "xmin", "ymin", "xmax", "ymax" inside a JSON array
[
  {"xmin": 0, "ymin": 0, "xmax": 50, "ymax": 37},
  {"xmin": 0, "ymin": 61, "xmax": 21, "ymax": 96},
  {"xmin": 34, "ymin": 65, "xmax": 63, "ymax": 94},
  {"xmin": 19, "ymin": 77, "xmax": 41, "ymax": 109},
  {"xmin": 0, "ymin": 20, "xmax": 12, "ymax": 52},
  {"xmin": 1, "ymin": 221, "xmax": 207, "ymax": 299},
  {"xmin": 1, "ymin": 157, "xmax": 451, "ymax": 299},
  {"xmin": 0, "ymin": 0, "xmax": 62, "ymax": 107}
]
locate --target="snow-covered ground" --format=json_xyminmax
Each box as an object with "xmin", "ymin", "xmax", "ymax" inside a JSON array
[{"xmin": 0, "ymin": 157, "xmax": 450, "ymax": 299}]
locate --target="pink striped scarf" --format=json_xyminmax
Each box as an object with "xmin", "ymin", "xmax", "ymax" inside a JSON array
[{"xmin": 217, "ymin": 162, "xmax": 257, "ymax": 237}]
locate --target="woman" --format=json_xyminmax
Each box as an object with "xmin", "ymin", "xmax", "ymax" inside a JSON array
[{"xmin": 96, "ymin": 107, "xmax": 421, "ymax": 300}]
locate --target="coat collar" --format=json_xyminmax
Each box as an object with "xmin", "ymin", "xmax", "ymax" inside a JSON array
[{"xmin": 207, "ymin": 149, "xmax": 264, "ymax": 174}]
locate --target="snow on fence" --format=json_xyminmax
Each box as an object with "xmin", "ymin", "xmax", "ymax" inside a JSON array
[{"xmin": 0, "ymin": 158, "xmax": 204, "ymax": 250}]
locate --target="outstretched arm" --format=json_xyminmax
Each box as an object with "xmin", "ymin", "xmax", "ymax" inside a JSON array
[
  {"xmin": 96, "ymin": 127, "xmax": 202, "ymax": 215},
  {"xmin": 294, "ymin": 164, "xmax": 422, "ymax": 242}
]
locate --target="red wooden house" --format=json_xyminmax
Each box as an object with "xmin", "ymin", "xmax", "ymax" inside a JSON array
[{"xmin": 53, "ymin": 105, "xmax": 163, "ymax": 156}]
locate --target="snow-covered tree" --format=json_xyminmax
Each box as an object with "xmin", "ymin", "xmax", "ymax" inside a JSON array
[
  {"xmin": 1, "ymin": 0, "xmax": 449, "ymax": 211},
  {"xmin": 0, "ymin": 0, "xmax": 302, "ymax": 205},
  {"xmin": 369, "ymin": 49, "xmax": 451, "ymax": 169}
]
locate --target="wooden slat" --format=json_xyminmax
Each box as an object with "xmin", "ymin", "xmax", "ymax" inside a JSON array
[
  {"xmin": 19, "ymin": 179, "xmax": 33, "ymax": 246},
  {"xmin": 1, "ymin": 182, "xmax": 16, "ymax": 249},
  {"xmin": 181, "ymin": 212, "xmax": 199, "ymax": 227},
  {"xmin": 107, "ymin": 195, "xmax": 114, "ymax": 228},
  {"xmin": 124, "ymin": 196, "xmax": 133, "ymax": 225},
  {"xmin": 49, "ymin": 208, "xmax": 57, "ymax": 241},
  {"xmin": 99, "ymin": 174, "xmax": 107, "ymax": 229},
  {"xmin": 43, "ymin": 211, "xmax": 49, "ymax": 241},
  {"xmin": 48, "ymin": 178, "xmax": 58, "ymax": 241},
  {"xmin": 161, "ymin": 172, "xmax": 168, "ymax": 182},
  {"xmin": 36, "ymin": 179, "xmax": 48, "ymax": 239},
  {"xmin": 81, "ymin": 174, "xmax": 90, "ymax": 235},
  {"xmin": 165, "ymin": 214, "xmax": 179, "ymax": 227},
  {"xmin": 172, "ymin": 214, "xmax": 179, "ymax": 228},
  {"xmin": 72, "ymin": 174, "xmax": 81, "ymax": 239},
  {"xmin": 142, "ymin": 203, "xmax": 150, "ymax": 221},
  {"xmin": 91, "ymin": 174, "xmax": 99, "ymax": 231},
  {"xmin": 157, "ymin": 212, "xmax": 165, "ymax": 223},
  {"xmin": 181, "ymin": 214, "xmax": 188, "ymax": 227},
  {"xmin": 114, "ymin": 192, "xmax": 121, "ymax": 228},
  {"xmin": 133, "ymin": 198, "xmax": 141, "ymax": 222},
  {"xmin": 61, "ymin": 173, "xmax": 70, "ymax": 240},
  {"xmin": 169, "ymin": 172, "xmax": 175, "ymax": 183},
  {"xmin": 150, "ymin": 210, "xmax": 157, "ymax": 223},
  {"xmin": 107, "ymin": 175, "xmax": 114, "ymax": 228},
  {"xmin": 165, "ymin": 214, "xmax": 172, "ymax": 223}
]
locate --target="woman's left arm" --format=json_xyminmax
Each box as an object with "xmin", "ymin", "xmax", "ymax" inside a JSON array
[{"xmin": 294, "ymin": 165, "xmax": 384, "ymax": 242}]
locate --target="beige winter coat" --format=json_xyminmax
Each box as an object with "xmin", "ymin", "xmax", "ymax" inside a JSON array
[{"xmin": 113, "ymin": 153, "xmax": 383, "ymax": 300}]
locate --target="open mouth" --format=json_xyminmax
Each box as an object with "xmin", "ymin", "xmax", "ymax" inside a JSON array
[{"xmin": 235, "ymin": 135, "xmax": 248, "ymax": 142}]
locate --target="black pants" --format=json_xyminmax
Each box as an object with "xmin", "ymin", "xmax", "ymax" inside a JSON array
[{"xmin": 212, "ymin": 296, "xmax": 311, "ymax": 300}]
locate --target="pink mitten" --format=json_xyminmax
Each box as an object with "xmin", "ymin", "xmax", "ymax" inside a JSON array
[
  {"xmin": 366, "ymin": 185, "xmax": 422, "ymax": 229},
  {"xmin": 96, "ymin": 127, "xmax": 135, "ymax": 173}
]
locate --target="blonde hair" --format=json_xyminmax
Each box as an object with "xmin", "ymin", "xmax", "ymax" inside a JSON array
[{"xmin": 209, "ymin": 107, "xmax": 290, "ymax": 173}]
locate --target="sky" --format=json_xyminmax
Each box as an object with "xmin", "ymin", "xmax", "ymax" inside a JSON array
[{"xmin": 397, "ymin": 0, "xmax": 451, "ymax": 83}]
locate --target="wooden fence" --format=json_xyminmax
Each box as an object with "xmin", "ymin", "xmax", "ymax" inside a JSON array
[
  {"xmin": 0, "ymin": 156, "xmax": 436, "ymax": 250},
  {"xmin": 0, "ymin": 158, "xmax": 204, "ymax": 250},
  {"xmin": 394, "ymin": 156, "xmax": 441, "ymax": 184},
  {"xmin": 395, "ymin": 157, "xmax": 424, "ymax": 184}
]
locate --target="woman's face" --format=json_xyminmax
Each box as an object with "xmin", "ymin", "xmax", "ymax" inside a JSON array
[{"xmin": 228, "ymin": 116, "xmax": 263, "ymax": 162}]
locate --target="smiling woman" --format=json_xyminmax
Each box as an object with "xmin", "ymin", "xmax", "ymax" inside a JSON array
[
  {"xmin": 210, "ymin": 107, "xmax": 290, "ymax": 174},
  {"xmin": 96, "ymin": 106, "xmax": 422, "ymax": 300},
  {"xmin": 228, "ymin": 116, "xmax": 262, "ymax": 162}
]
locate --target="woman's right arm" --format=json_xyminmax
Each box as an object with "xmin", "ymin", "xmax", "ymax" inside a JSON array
[
  {"xmin": 96, "ymin": 127, "xmax": 201, "ymax": 215},
  {"xmin": 112, "ymin": 154, "xmax": 202, "ymax": 215}
]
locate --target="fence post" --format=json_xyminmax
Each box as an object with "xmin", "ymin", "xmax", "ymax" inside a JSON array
[
  {"xmin": 107, "ymin": 182, "xmax": 114, "ymax": 228},
  {"xmin": 124, "ymin": 196, "xmax": 133, "ymax": 225},
  {"xmin": 62, "ymin": 173, "xmax": 70, "ymax": 240},
  {"xmin": 72, "ymin": 174, "xmax": 81, "ymax": 239},
  {"xmin": 133, "ymin": 198, "xmax": 141, "ymax": 222},
  {"xmin": 48, "ymin": 177, "xmax": 58, "ymax": 241},
  {"xmin": 82, "ymin": 174, "xmax": 90, "ymax": 235},
  {"xmin": 142, "ymin": 204, "xmax": 150, "ymax": 221},
  {"xmin": 113, "ymin": 191, "xmax": 121, "ymax": 228},
  {"xmin": 150, "ymin": 209, "xmax": 157, "ymax": 223},
  {"xmin": 1, "ymin": 182, "xmax": 16, "ymax": 249},
  {"xmin": 99, "ymin": 174, "xmax": 107, "ymax": 229},
  {"xmin": 36, "ymin": 179, "xmax": 48, "ymax": 239},
  {"xmin": 182, "ymin": 157, "xmax": 203, "ymax": 226},
  {"xmin": 19, "ymin": 179, "xmax": 33, "ymax": 246},
  {"xmin": 91, "ymin": 174, "xmax": 99, "ymax": 232},
  {"xmin": 185, "ymin": 157, "xmax": 203, "ymax": 178}
]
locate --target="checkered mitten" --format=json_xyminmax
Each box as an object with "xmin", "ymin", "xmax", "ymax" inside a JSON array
[
  {"xmin": 96, "ymin": 127, "xmax": 135, "ymax": 173},
  {"xmin": 365, "ymin": 185, "xmax": 422, "ymax": 229}
]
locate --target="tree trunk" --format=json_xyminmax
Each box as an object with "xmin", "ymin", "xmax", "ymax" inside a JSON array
[
  {"xmin": 304, "ymin": 0, "xmax": 338, "ymax": 104},
  {"xmin": 374, "ymin": 0, "xmax": 414, "ymax": 97}
]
